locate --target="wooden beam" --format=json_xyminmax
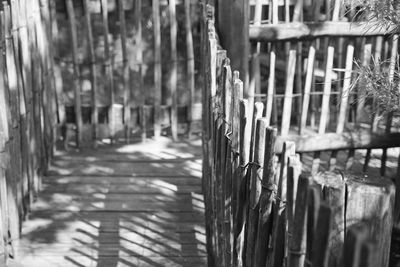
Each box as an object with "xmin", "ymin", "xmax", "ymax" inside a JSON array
[
  {"xmin": 249, "ymin": 22, "xmax": 397, "ymax": 42},
  {"xmin": 275, "ymin": 129, "xmax": 400, "ymax": 153}
]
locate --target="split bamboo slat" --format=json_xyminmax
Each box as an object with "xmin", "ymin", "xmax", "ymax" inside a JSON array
[{"xmin": 203, "ymin": 2, "xmax": 397, "ymax": 267}]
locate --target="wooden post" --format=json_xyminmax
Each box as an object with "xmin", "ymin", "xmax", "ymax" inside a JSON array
[
  {"xmin": 135, "ymin": 0, "xmax": 145, "ymax": 141},
  {"xmin": 18, "ymin": 0, "xmax": 35, "ymax": 207},
  {"xmin": 100, "ymin": 0, "xmax": 115, "ymax": 142},
  {"xmin": 118, "ymin": 0, "xmax": 131, "ymax": 143},
  {"xmin": 83, "ymin": 0, "xmax": 98, "ymax": 146},
  {"xmin": 345, "ymin": 173, "xmax": 394, "ymax": 267},
  {"xmin": 287, "ymin": 155, "xmax": 302, "ymax": 259},
  {"xmin": 49, "ymin": 0, "xmax": 66, "ymax": 130},
  {"xmin": 287, "ymin": 175, "xmax": 310, "ymax": 267},
  {"xmin": 312, "ymin": 171, "xmax": 394, "ymax": 267},
  {"xmin": 66, "ymin": 0, "xmax": 83, "ymax": 147},
  {"xmin": 28, "ymin": 0, "xmax": 44, "ymax": 194},
  {"xmin": 185, "ymin": 0, "xmax": 195, "ymax": 137},
  {"xmin": 10, "ymin": 0, "xmax": 30, "ymax": 215},
  {"xmin": 153, "ymin": 0, "xmax": 162, "ymax": 139},
  {"xmin": 2, "ymin": 3, "xmax": 23, "ymax": 251},
  {"xmin": 169, "ymin": 0, "xmax": 178, "ymax": 140},
  {"xmin": 39, "ymin": 0, "xmax": 57, "ymax": 159},
  {"xmin": 245, "ymin": 118, "xmax": 268, "ymax": 267},
  {"xmin": 254, "ymin": 127, "xmax": 277, "ymax": 267}
]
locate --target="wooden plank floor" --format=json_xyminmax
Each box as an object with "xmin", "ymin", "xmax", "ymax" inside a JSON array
[{"xmin": 12, "ymin": 137, "xmax": 207, "ymax": 267}]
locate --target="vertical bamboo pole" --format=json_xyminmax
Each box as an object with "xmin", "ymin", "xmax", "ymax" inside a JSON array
[
  {"xmin": 49, "ymin": 0, "xmax": 66, "ymax": 130},
  {"xmin": 280, "ymin": 50, "xmax": 297, "ymax": 136},
  {"xmin": 135, "ymin": 0, "xmax": 145, "ymax": 141},
  {"xmin": 299, "ymin": 46, "xmax": 315, "ymax": 134},
  {"xmin": 254, "ymin": 127, "xmax": 277, "ymax": 267},
  {"xmin": 66, "ymin": 0, "xmax": 83, "ymax": 147},
  {"xmin": 28, "ymin": 0, "xmax": 44, "ymax": 195},
  {"xmin": 83, "ymin": 0, "xmax": 98, "ymax": 146},
  {"xmin": 169, "ymin": 0, "xmax": 178, "ymax": 140},
  {"xmin": 10, "ymin": 0, "xmax": 29, "ymax": 215},
  {"xmin": 0, "ymin": 10, "xmax": 11, "ymax": 257},
  {"xmin": 265, "ymin": 0, "xmax": 278, "ymax": 125},
  {"xmin": 39, "ymin": 0, "xmax": 57, "ymax": 159},
  {"xmin": 3, "ymin": 1, "xmax": 22, "ymax": 243},
  {"xmin": 100, "ymin": 0, "xmax": 115, "ymax": 142},
  {"xmin": 245, "ymin": 118, "xmax": 268, "ymax": 267},
  {"xmin": 185, "ymin": 0, "xmax": 195, "ymax": 137},
  {"xmin": 118, "ymin": 0, "xmax": 131, "ymax": 143},
  {"xmin": 18, "ymin": 0, "xmax": 35, "ymax": 207},
  {"xmin": 153, "ymin": 0, "xmax": 162, "ymax": 138}
]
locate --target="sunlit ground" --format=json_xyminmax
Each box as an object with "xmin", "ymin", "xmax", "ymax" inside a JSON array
[{"xmin": 13, "ymin": 137, "xmax": 207, "ymax": 267}]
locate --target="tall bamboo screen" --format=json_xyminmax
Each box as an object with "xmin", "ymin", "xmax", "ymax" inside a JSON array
[
  {"xmin": 57, "ymin": 0, "xmax": 199, "ymax": 146},
  {"xmin": 247, "ymin": 0, "xmax": 400, "ymax": 176},
  {"xmin": 0, "ymin": 0, "xmax": 58, "ymax": 263}
]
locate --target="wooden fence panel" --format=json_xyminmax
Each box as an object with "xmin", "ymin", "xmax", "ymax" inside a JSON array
[{"xmin": 202, "ymin": 3, "xmax": 398, "ymax": 266}]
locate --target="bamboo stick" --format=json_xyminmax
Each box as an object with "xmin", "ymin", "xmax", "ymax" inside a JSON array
[
  {"xmin": 66, "ymin": 0, "xmax": 83, "ymax": 147},
  {"xmin": 10, "ymin": 0, "xmax": 30, "ymax": 215},
  {"xmin": 299, "ymin": 46, "xmax": 316, "ymax": 134},
  {"xmin": 265, "ymin": 0, "xmax": 278, "ymax": 125},
  {"xmin": 0, "ymin": 10, "xmax": 11, "ymax": 257},
  {"xmin": 3, "ymin": 0, "xmax": 22, "ymax": 244},
  {"xmin": 83, "ymin": 0, "xmax": 98, "ymax": 146},
  {"xmin": 118, "ymin": 0, "xmax": 131, "ymax": 143},
  {"xmin": 29, "ymin": 0, "xmax": 44, "ymax": 194},
  {"xmin": 39, "ymin": 0, "xmax": 57, "ymax": 158},
  {"xmin": 49, "ymin": 0, "xmax": 66, "ymax": 129},
  {"xmin": 245, "ymin": 118, "xmax": 268, "ymax": 267},
  {"xmin": 254, "ymin": 127, "xmax": 277, "ymax": 267},
  {"xmin": 169, "ymin": 0, "xmax": 178, "ymax": 140},
  {"xmin": 19, "ymin": 0, "xmax": 36, "ymax": 207},
  {"xmin": 287, "ymin": 175, "xmax": 310, "ymax": 267},
  {"xmin": 100, "ymin": 0, "xmax": 116, "ymax": 142},
  {"xmin": 281, "ymin": 50, "xmax": 297, "ymax": 136},
  {"xmin": 184, "ymin": 0, "xmax": 195, "ymax": 137},
  {"xmin": 135, "ymin": 0, "xmax": 145, "ymax": 141},
  {"xmin": 153, "ymin": 0, "xmax": 162, "ymax": 138}
]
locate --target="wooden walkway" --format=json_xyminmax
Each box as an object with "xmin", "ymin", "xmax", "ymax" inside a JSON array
[{"xmin": 11, "ymin": 137, "xmax": 207, "ymax": 267}]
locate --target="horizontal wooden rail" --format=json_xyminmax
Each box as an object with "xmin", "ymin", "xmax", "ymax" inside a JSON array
[
  {"xmin": 276, "ymin": 129, "xmax": 400, "ymax": 153},
  {"xmin": 249, "ymin": 21, "xmax": 397, "ymax": 41}
]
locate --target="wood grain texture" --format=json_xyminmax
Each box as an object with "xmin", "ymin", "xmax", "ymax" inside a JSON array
[{"xmin": 13, "ymin": 139, "xmax": 207, "ymax": 267}]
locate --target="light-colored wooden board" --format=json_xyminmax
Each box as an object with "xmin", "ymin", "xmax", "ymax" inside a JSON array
[{"xmin": 14, "ymin": 138, "xmax": 206, "ymax": 266}]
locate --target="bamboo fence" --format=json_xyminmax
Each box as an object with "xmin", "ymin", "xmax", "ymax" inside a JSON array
[
  {"xmin": 61, "ymin": 0, "xmax": 198, "ymax": 146},
  {"xmin": 202, "ymin": 2, "xmax": 397, "ymax": 267},
  {"xmin": 0, "ymin": 0, "xmax": 58, "ymax": 264}
]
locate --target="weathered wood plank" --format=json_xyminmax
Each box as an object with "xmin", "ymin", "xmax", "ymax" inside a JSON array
[{"xmin": 249, "ymin": 22, "xmax": 397, "ymax": 42}]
